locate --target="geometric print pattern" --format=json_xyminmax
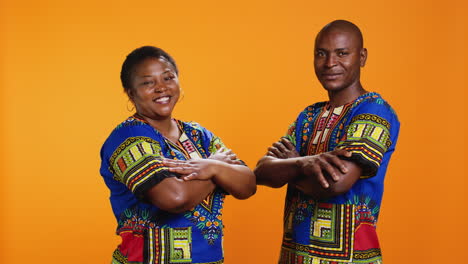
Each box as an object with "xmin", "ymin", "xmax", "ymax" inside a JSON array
[
  {"xmin": 313, "ymin": 203, "xmax": 354, "ymax": 260},
  {"xmin": 103, "ymin": 117, "xmax": 230, "ymax": 264},
  {"xmin": 282, "ymin": 203, "xmax": 355, "ymax": 262},
  {"xmin": 110, "ymin": 136, "xmax": 169, "ymax": 197},
  {"xmin": 145, "ymin": 227, "xmax": 192, "ymax": 264},
  {"xmin": 279, "ymin": 248, "xmax": 383, "ymax": 264},
  {"xmin": 306, "ymin": 104, "xmax": 350, "ymax": 155},
  {"xmin": 280, "ymin": 202, "xmax": 385, "ymax": 264},
  {"xmin": 279, "ymin": 92, "xmax": 398, "ymax": 264},
  {"xmin": 337, "ymin": 113, "xmax": 392, "ymax": 177}
]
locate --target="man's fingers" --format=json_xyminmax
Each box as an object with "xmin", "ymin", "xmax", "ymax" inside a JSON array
[
  {"xmin": 273, "ymin": 141, "xmax": 288, "ymax": 153},
  {"xmin": 318, "ymin": 159, "xmax": 339, "ymax": 182},
  {"xmin": 316, "ymin": 170, "xmax": 329, "ymax": 188},
  {"xmin": 267, "ymin": 151, "xmax": 278, "ymax": 157},
  {"xmin": 302, "ymin": 163, "xmax": 329, "ymax": 188},
  {"xmin": 281, "ymin": 137, "xmax": 296, "ymax": 150},
  {"xmin": 333, "ymin": 149, "xmax": 352, "ymax": 158},
  {"xmin": 268, "ymin": 146, "xmax": 281, "ymax": 157},
  {"xmin": 326, "ymin": 154, "xmax": 348, "ymax": 174}
]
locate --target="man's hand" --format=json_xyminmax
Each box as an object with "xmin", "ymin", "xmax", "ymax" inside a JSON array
[
  {"xmin": 296, "ymin": 149, "xmax": 352, "ymax": 188},
  {"xmin": 267, "ymin": 138, "xmax": 300, "ymax": 159},
  {"xmin": 208, "ymin": 147, "xmax": 242, "ymax": 165}
]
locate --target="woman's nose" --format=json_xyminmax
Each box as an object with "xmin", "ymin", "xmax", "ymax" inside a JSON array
[{"xmin": 155, "ymin": 83, "xmax": 167, "ymax": 92}]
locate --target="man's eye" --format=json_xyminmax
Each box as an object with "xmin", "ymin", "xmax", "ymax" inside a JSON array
[
  {"xmin": 338, "ymin": 52, "xmax": 348, "ymax": 56},
  {"xmin": 316, "ymin": 51, "xmax": 325, "ymax": 57},
  {"xmin": 142, "ymin": 81, "xmax": 154, "ymax": 85},
  {"xmin": 164, "ymin": 76, "xmax": 175, "ymax": 81}
]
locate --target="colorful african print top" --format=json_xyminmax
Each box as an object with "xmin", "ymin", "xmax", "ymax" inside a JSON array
[
  {"xmin": 279, "ymin": 92, "xmax": 400, "ymax": 264},
  {"xmin": 100, "ymin": 116, "xmax": 229, "ymax": 264}
]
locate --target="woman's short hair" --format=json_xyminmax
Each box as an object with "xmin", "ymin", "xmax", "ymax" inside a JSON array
[{"xmin": 120, "ymin": 46, "xmax": 178, "ymax": 95}]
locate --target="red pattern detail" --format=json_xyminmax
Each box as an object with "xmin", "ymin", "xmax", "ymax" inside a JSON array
[
  {"xmin": 117, "ymin": 158, "xmax": 127, "ymax": 172},
  {"xmin": 345, "ymin": 146, "xmax": 382, "ymax": 163},
  {"xmin": 182, "ymin": 140, "xmax": 196, "ymax": 153},
  {"xmin": 119, "ymin": 231, "xmax": 144, "ymax": 262},
  {"xmin": 354, "ymin": 223, "xmax": 380, "ymax": 251},
  {"xmin": 317, "ymin": 117, "xmax": 326, "ymax": 130},
  {"xmin": 326, "ymin": 114, "xmax": 340, "ymax": 128},
  {"xmin": 127, "ymin": 162, "xmax": 165, "ymax": 189}
]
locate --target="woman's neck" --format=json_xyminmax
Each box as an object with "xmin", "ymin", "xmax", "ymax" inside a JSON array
[{"xmin": 135, "ymin": 113, "xmax": 180, "ymax": 141}]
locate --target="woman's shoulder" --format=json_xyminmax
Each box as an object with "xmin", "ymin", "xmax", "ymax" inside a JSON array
[
  {"xmin": 101, "ymin": 116, "xmax": 159, "ymax": 152},
  {"xmin": 177, "ymin": 120, "xmax": 211, "ymax": 134}
]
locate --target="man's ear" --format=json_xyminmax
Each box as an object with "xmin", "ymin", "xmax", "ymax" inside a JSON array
[{"xmin": 360, "ymin": 48, "xmax": 368, "ymax": 67}]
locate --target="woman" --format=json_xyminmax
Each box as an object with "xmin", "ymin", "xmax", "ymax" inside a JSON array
[{"xmin": 100, "ymin": 46, "xmax": 256, "ymax": 264}]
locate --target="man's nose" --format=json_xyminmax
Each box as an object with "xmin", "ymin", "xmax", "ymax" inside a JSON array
[{"xmin": 325, "ymin": 54, "xmax": 337, "ymax": 68}]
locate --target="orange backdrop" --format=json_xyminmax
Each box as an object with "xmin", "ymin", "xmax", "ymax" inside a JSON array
[{"xmin": 1, "ymin": 0, "xmax": 467, "ymax": 263}]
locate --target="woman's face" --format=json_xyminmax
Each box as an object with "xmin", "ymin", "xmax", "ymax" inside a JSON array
[{"xmin": 129, "ymin": 57, "xmax": 180, "ymax": 121}]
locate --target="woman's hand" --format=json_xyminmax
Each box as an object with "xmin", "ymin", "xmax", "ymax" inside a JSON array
[
  {"xmin": 209, "ymin": 147, "xmax": 242, "ymax": 165},
  {"xmin": 163, "ymin": 159, "xmax": 222, "ymax": 181}
]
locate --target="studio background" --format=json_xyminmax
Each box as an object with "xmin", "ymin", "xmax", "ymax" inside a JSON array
[{"xmin": 1, "ymin": 0, "xmax": 466, "ymax": 263}]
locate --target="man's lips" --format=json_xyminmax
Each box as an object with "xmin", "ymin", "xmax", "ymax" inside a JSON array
[{"xmin": 321, "ymin": 73, "xmax": 343, "ymax": 80}]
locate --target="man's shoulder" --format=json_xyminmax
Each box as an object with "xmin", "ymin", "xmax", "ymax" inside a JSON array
[
  {"xmin": 298, "ymin": 101, "xmax": 328, "ymax": 115},
  {"xmin": 353, "ymin": 92, "xmax": 396, "ymax": 112}
]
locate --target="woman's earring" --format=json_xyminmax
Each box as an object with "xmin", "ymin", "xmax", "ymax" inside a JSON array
[
  {"xmin": 127, "ymin": 99, "xmax": 135, "ymax": 112},
  {"xmin": 179, "ymin": 87, "xmax": 185, "ymax": 102}
]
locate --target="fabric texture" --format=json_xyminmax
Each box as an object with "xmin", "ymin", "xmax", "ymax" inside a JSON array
[
  {"xmin": 100, "ymin": 116, "xmax": 230, "ymax": 264},
  {"xmin": 280, "ymin": 92, "xmax": 400, "ymax": 264}
]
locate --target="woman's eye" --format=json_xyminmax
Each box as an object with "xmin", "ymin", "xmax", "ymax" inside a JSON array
[
  {"xmin": 142, "ymin": 81, "xmax": 154, "ymax": 85},
  {"xmin": 164, "ymin": 75, "xmax": 175, "ymax": 81}
]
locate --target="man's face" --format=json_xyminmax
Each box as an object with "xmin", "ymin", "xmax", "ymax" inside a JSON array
[{"xmin": 314, "ymin": 29, "xmax": 366, "ymax": 92}]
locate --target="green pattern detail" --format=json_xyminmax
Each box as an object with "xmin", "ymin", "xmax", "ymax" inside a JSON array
[
  {"xmin": 284, "ymin": 121, "xmax": 297, "ymax": 147},
  {"xmin": 346, "ymin": 120, "xmax": 390, "ymax": 150},
  {"xmin": 110, "ymin": 136, "xmax": 163, "ymax": 183},
  {"xmin": 168, "ymin": 227, "xmax": 192, "ymax": 263},
  {"xmin": 208, "ymin": 135, "xmax": 226, "ymax": 153}
]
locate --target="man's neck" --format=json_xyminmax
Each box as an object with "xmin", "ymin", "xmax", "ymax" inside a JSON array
[{"xmin": 327, "ymin": 81, "xmax": 366, "ymax": 107}]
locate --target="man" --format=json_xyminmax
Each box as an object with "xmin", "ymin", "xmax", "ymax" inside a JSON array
[{"xmin": 255, "ymin": 20, "xmax": 400, "ymax": 263}]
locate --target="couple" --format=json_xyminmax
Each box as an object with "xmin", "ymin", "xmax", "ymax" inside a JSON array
[{"xmin": 100, "ymin": 20, "xmax": 400, "ymax": 264}]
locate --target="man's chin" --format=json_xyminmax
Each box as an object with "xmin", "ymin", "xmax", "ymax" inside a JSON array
[{"xmin": 322, "ymin": 84, "xmax": 344, "ymax": 92}]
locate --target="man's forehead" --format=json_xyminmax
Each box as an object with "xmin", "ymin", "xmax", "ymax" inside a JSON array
[
  {"xmin": 315, "ymin": 20, "xmax": 364, "ymax": 49},
  {"xmin": 315, "ymin": 29, "xmax": 361, "ymax": 49}
]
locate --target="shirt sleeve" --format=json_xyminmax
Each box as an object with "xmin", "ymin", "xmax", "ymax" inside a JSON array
[
  {"xmin": 108, "ymin": 136, "xmax": 176, "ymax": 199},
  {"xmin": 284, "ymin": 121, "xmax": 297, "ymax": 148},
  {"xmin": 336, "ymin": 103, "xmax": 397, "ymax": 178},
  {"xmin": 207, "ymin": 133, "xmax": 246, "ymax": 166}
]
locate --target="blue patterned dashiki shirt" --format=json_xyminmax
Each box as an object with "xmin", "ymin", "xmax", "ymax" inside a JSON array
[
  {"xmin": 279, "ymin": 92, "xmax": 400, "ymax": 264},
  {"xmin": 100, "ymin": 116, "xmax": 230, "ymax": 264}
]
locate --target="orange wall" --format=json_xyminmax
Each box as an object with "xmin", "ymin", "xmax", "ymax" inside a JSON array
[{"xmin": 1, "ymin": 0, "xmax": 467, "ymax": 263}]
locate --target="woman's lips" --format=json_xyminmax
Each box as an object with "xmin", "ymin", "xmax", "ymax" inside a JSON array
[{"xmin": 154, "ymin": 96, "xmax": 170, "ymax": 103}]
